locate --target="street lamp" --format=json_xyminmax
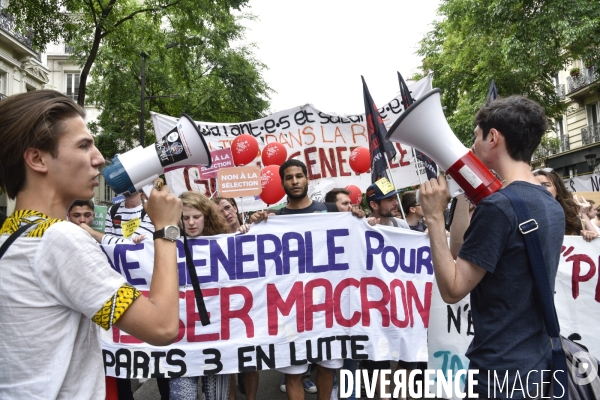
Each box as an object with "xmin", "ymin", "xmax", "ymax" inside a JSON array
[{"xmin": 585, "ymin": 153, "xmax": 597, "ymax": 171}]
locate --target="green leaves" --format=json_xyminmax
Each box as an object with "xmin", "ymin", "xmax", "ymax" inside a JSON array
[
  {"xmin": 418, "ymin": 0, "xmax": 600, "ymax": 145},
  {"xmin": 10, "ymin": 0, "xmax": 270, "ymax": 158}
]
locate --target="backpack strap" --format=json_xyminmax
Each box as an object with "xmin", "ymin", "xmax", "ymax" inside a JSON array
[
  {"xmin": 111, "ymin": 201, "xmax": 147, "ymax": 222},
  {"xmin": 0, "ymin": 223, "xmax": 36, "ymax": 260},
  {"xmin": 390, "ymin": 218, "xmax": 399, "ymax": 227},
  {"xmin": 499, "ymin": 187, "xmax": 568, "ymax": 399},
  {"xmin": 109, "ymin": 202, "xmax": 121, "ymax": 223}
]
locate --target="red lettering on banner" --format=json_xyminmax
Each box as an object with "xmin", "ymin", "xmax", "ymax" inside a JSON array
[
  {"xmin": 407, "ymin": 281, "xmax": 432, "ymax": 328},
  {"xmin": 288, "ymin": 151, "xmax": 301, "ymax": 161},
  {"xmin": 319, "ymin": 148, "xmax": 337, "ymax": 178},
  {"xmin": 333, "ymin": 278, "xmax": 361, "ymax": 327},
  {"xmin": 336, "ymin": 147, "xmax": 351, "ymax": 177},
  {"xmin": 184, "ymin": 166, "xmax": 217, "ymax": 196},
  {"xmin": 304, "ymin": 279, "xmax": 334, "ymax": 331},
  {"xmin": 289, "ymin": 130, "xmax": 303, "ymax": 147},
  {"xmin": 302, "ymin": 126, "xmax": 316, "ymax": 146},
  {"xmin": 320, "ymin": 126, "xmax": 334, "ymax": 143},
  {"xmin": 333, "ymin": 127, "xmax": 347, "ymax": 144},
  {"xmin": 566, "ymin": 252, "xmax": 600, "ymax": 301},
  {"xmin": 187, "ymin": 288, "xmax": 219, "ymax": 342},
  {"xmin": 388, "ymin": 143, "xmax": 410, "ymax": 168},
  {"xmin": 304, "ymin": 147, "xmax": 321, "ymax": 180},
  {"xmin": 351, "ymin": 123, "xmax": 367, "ymax": 144},
  {"xmin": 267, "ymin": 282, "xmax": 305, "ymax": 335},
  {"xmin": 390, "ymin": 279, "xmax": 410, "ymax": 328},
  {"xmin": 220, "ymin": 286, "xmax": 254, "ymax": 340},
  {"xmin": 360, "ymin": 277, "xmax": 391, "ymax": 327}
]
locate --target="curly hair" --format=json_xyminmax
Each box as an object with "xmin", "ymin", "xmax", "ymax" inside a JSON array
[
  {"xmin": 534, "ymin": 170, "xmax": 581, "ymax": 235},
  {"xmin": 179, "ymin": 191, "xmax": 228, "ymax": 236}
]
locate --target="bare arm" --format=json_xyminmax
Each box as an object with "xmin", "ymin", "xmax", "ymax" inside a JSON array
[
  {"xmin": 114, "ymin": 182, "xmax": 182, "ymax": 346},
  {"xmin": 420, "ymin": 176, "xmax": 487, "ymax": 304}
]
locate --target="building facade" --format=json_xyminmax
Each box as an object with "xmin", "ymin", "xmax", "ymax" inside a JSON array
[
  {"xmin": 0, "ymin": 4, "xmax": 50, "ymax": 215},
  {"xmin": 533, "ymin": 61, "xmax": 600, "ymax": 178}
]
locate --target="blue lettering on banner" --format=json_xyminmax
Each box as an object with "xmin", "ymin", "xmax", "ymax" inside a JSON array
[
  {"xmin": 365, "ymin": 231, "xmax": 433, "ymax": 275},
  {"xmin": 114, "ymin": 243, "xmax": 147, "ymax": 285}
]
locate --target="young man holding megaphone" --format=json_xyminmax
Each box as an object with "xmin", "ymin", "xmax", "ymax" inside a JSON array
[
  {"xmin": 408, "ymin": 95, "xmax": 565, "ymax": 397},
  {"xmin": 0, "ymin": 90, "xmax": 184, "ymax": 398}
]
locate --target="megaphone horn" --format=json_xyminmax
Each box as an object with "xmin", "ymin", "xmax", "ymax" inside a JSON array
[
  {"xmin": 386, "ymin": 89, "xmax": 501, "ymax": 205},
  {"xmin": 103, "ymin": 114, "xmax": 212, "ymax": 195}
]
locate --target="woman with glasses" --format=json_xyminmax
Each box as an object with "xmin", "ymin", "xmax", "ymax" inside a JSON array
[{"xmin": 533, "ymin": 169, "xmax": 598, "ymax": 241}]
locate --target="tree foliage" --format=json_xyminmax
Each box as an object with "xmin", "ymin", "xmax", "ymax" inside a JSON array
[
  {"xmin": 418, "ymin": 0, "xmax": 600, "ymax": 146},
  {"xmin": 8, "ymin": 0, "xmax": 271, "ymax": 157}
]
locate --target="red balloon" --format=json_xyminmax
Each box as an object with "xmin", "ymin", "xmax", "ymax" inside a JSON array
[
  {"xmin": 231, "ymin": 134, "xmax": 259, "ymax": 166},
  {"xmin": 260, "ymin": 165, "xmax": 285, "ymax": 205},
  {"xmin": 261, "ymin": 142, "xmax": 288, "ymax": 166},
  {"xmin": 345, "ymin": 185, "xmax": 363, "ymax": 204},
  {"xmin": 349, "ymin": 147, "xmax": 370, "ymax": 174}
]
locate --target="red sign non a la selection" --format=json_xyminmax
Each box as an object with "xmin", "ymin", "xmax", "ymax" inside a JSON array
[{"xmin": 200, "ymin": 148, "xmax": 235, "ymax": 179}]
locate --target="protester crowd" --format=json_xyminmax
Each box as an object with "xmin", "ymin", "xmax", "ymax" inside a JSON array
[{"xmin": 0, "ymin": 90, "xmax": 597, "ymax": 400}]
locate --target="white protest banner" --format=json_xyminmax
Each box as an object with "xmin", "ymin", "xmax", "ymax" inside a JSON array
[
  {"xmin": 427, "ymin": 236, "xmax": 600, "ymax": 399},
  {"xmin": 150, "ymin": 76, "xmax": 433, "ymax": 211},
  {"xmin": 100, "ymin": 213, "xmax": 433, "ymax": 378},
  {"xmin": 563, "ymin": 173, "xmax": 600, "ymax": 192}
]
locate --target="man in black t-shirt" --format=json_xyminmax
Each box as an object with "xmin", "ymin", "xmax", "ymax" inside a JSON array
[
  {"xmin": 419, "ymin": 96, "xmax": 564, "ymax": 398},
  {"xmin": 250, "ymin": 159, "xmax": 364, "ymax": 400}
]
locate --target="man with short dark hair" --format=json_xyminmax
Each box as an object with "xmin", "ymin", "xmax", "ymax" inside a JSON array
[
  {"xmin": 324, "ymin": 188, "xmax": 352, "ymax": 212},
  {"xmin": 366, "ymin": 179, "xmax": 409, "ymax": 229},
  {"xmin": 251, "ymin": 159, "xmax": 365, "ymax": 400},
  {"xmin": 419, "ymin": 95, "xmax": 564, "ymax": 397},
  {"xmin": 400, "ymin": 191, "xmax": 427, "ymax": 232},
  {"xmin": 68, "ymin": 199, "xmax": 95, "ymax": 227}
]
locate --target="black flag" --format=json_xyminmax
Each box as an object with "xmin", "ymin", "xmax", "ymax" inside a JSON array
[
  {"xmin": 398, "ymin": 72, "xmax": 438, "ymax": 180},
  {"xmin": 486, "ymin": 79, "xmax": 498, "ymax": 105},
  {"xmin": 362, "ymin": 76, "xmax": 396, "ymax": 183}
]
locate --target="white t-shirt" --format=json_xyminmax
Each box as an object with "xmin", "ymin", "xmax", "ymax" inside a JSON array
[
  {"xmin": 0, "ymin": 221, "xmax": 125, "ymax": 399},
  {"xmin": 103, "ymin": 202, "xmax": 154, "ymax": 244}
]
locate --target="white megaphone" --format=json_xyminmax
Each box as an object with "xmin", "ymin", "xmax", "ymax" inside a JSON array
[
  {"xmin": 103, "ymin": 114, "xmax": 211, "ymax": 195},
  {"xmin": 386, "ymin": 89, "xmax": 502, "ymax": 205}
]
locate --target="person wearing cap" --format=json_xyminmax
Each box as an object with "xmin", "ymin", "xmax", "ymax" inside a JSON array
[
  {"xmin": 364, "ymin": 178, "xmax": 415, "ymax": 398},
  {"xmin": 366, "ymin": 179, "xmax": 410, "ymax": 229}
]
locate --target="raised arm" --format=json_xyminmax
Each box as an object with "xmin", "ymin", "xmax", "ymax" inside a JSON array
[{"xmin": 114, "ymin": 182, "xmax": 182, "ymax": 345}]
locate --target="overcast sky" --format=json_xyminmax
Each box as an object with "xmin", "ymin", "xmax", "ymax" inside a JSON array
[{"xmin": 241, "ymin": 0, "xmax": 441, "ymax": 116}]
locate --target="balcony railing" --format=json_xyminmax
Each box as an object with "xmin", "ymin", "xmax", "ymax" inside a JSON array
[
  {"xmin": 555, "ymin": 83, "xmax": 565, "ymax": 100},
  {"xmin": 559, "ymin": 135, "xmax": 570, "ymax": 152},
  {"xmin": 0, "ymin": 7, "xmax": 40, "ymax": 61},
  {"xmin": 567, "ymin": 66, "xmax": 598, "ymax": 93},
  {"xmin": 581, "ymin": 123, "xmax": 600, "ymax": 146}
]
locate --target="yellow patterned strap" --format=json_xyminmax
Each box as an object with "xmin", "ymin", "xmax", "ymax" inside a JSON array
[
  {"xmin": 92, "ymin": 283, "xmax": 142, "ymax": 330},
  {"xmin": 0, "ymin": 210, "xmax": 62, "ymax": 237}
]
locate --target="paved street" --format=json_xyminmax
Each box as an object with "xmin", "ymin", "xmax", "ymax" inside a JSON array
[{"xmin": 133, "ymin": 370, "xmax": 325, "ymax": 400}]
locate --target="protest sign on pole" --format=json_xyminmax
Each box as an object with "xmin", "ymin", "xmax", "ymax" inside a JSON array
[
  {"xmin": 217, "ymin": 166, "xmax": 261, "ymax": 198},
  {"xmin": 200, "ymin": 148, "xmax": 234, "ymax": 179}
]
